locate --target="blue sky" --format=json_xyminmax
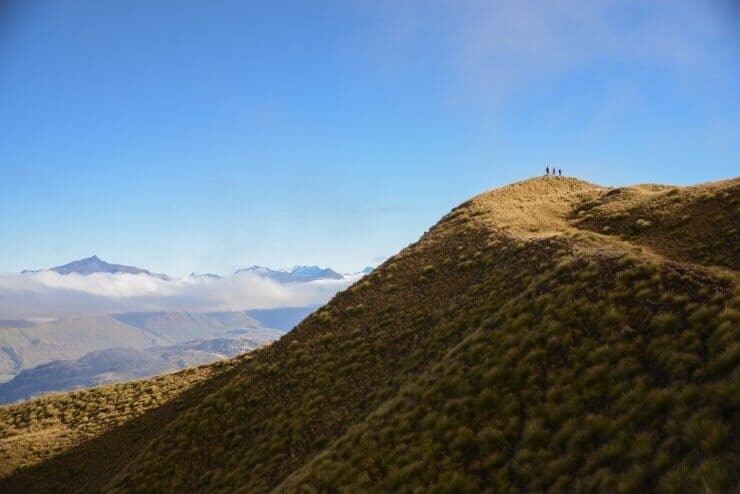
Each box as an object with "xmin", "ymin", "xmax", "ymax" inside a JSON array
[{"xmin": 1, "ymin": 1, "xmax": 738, "ymax": 275}]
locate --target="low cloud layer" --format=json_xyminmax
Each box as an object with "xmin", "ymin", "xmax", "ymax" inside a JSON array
[{"xmin": 0, "ymin": 271, "xmax": 357, "ymax": 319}]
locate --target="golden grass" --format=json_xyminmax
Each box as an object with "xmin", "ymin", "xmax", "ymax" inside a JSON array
[{"xmin": 0, "ymin": 175, "xmax": 737, "ymax": 493}]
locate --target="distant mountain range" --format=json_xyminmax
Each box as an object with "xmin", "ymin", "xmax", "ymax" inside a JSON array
[
  {"xmin": 0, "ymin": 311, "xmax": 260, "ymax": 380},
  {"xmin": 0, "ymin": 331, "xmax": 282, "ymax": 404},
  {"xmin": 0, "ymin": 307, "xmax": 318, "ymax": 403},
  {"xmin": 23, "ymin": 256, "xmax": 370, "ymax": 282},
  {"xmin": 235, "ymin": 265, "xmax": 344, "ymax": 282},
  {"xmin": 2, "ymin": 257, "xmax": 373, "ymax": 403},
  {"xmin": 22, "ymin": 255, "xmax": 170, "ymax": 279}
]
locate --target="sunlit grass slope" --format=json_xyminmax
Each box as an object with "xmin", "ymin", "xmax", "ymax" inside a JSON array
[{"xmin": 1, "ymin": 176, "xmax": 737, "ymax": 493}]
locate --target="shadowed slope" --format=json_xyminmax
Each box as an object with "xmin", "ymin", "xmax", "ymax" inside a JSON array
[
  {"xmin": 106, "ymin": 177, "xmax": 738, "ymax": 493},
  {"xmin": 0, "ymin": 358, "xmax": 243, "ymax": 492},
  {"xmin": 570, "ymin": 178, "xmax": 740, "ymax": 270},
  {"xmin": 275, "ymin": 246, "xmax": 737, "ymax": 492}
]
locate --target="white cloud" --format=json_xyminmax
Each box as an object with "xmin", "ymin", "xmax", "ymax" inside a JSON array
[
  {"xmin": 0, "ymin": 271, "xmax": 355, "ymax": 319},
  {"xmin": 365, "ymin": 0, "xmax": 731, "ymax": 105}
]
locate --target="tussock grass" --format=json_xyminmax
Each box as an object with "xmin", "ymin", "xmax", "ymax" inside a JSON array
[
  {"xmin": 0, "ymin": 358, "xmax": 241, "ymax": 491},
  {"xmin": 1, "ymin": 176, "xmax": 738, "ymax": 493},
  {"xmin": 572, "ymin": 178, "xmax": 740, "ymax": 270}
]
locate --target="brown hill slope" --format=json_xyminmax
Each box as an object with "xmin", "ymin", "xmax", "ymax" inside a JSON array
[
  {"xmin": 1, "ymin": 176, "xmax": 738, "ymax": 493},
  {"xmin": 570, "ymin": 179, "xmax": 739, "ymax": 270},
  {"xmin": 0, "ymin": 357, "xmax": 244, "ymax": 492}
]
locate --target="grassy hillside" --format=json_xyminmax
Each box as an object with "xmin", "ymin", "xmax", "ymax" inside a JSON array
[
  {"xmin": 0, "ymin": 357, "xmax": 244, "ymax": 492},
  {"xmin": 1, "ymin": 177, "xmax": 737, "ymax": 493}
]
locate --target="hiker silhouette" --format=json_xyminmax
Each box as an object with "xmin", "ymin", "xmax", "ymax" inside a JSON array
[{"xmin": 545, "ymin": 166, "xmax": 550, "ymax": 176}]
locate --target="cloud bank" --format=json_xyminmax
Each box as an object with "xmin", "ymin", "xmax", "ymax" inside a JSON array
[
  {"xmin": 0, "ymin": 271, "xmax": 358, "ymax": 319},
  {"xmin": 366, "ymin": 0, "xmax": 735, "ymax": 105}
]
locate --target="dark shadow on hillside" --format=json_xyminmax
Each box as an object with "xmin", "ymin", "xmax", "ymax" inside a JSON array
[{"xmin": 0, "ymin": 364, "xmax": 242, "ymax": 494}]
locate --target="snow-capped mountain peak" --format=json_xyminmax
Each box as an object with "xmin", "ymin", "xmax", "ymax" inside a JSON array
[
  {"xmin": 23, "ymin": 256, "xmax": 169, "ymax": 279},
  {"xmin": 287, "ymin": 265, "xmax": 343, "ymax": 280},
  {"xmin": 235, "ymin": 265, "xmax": 343, "ymax": 282}
]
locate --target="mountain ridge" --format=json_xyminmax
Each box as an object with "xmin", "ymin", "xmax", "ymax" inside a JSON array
[
  {"xmin": 235, "ymin": 265, "xmax": 344, "ymax": 282},
  {"xmin": 22, "ymin": 258, "xmax": 353, "ymax": 283},
  {"xmin": 22, "ymin": 255, "xmax": 169, "ymax": 280},
  {"xmin": 1, "ymin": 176, "xmax": 737, "ymax": 493},
  {"xmin": 0, "ymin": 310, "xmax": 301, "ymax": 401},
  {"xmin": 0, "ymin": 329, "xmax": 282, "ymax": 404}
]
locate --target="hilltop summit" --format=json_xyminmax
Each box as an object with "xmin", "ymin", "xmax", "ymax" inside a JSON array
[{"xmin": 1, "ymin": 177, "xmax": 738, "ymax": 493}]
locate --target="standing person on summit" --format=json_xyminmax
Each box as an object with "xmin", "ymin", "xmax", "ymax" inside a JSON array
[
  {"xmin": 558, "ymin": 168, "xmax": 562, "ymax": 177},
  {"xmin": 546, "ymin": 165, "xmax": 550, "ymax": 176}
]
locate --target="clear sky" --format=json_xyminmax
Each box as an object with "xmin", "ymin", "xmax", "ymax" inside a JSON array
[{"xmin": 1, "ymin": 1, "xmax": 738, "ymax": 275}]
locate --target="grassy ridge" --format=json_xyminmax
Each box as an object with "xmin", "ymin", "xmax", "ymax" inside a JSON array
[
  {"xmin": 571, "ymin": 179, "xmax": 740, "ymax": 270},
  {"xmin": 0, "ymin": 176, "xmax": 738, "ymax": 493}
]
